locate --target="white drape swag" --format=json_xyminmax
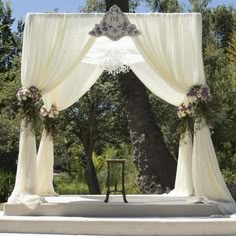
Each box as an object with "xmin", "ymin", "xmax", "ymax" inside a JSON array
[
  {"xmin": 130, "ymin": 13, "xmax": 206, "ymax": 94},
  {"xmin": 37, "ymin": 63, "xmax": 103, "ymax": 195},
  {"xmin": 9, "ymin": 12, "xmax": 236, "ymax": 213},
  {"xmin": 192, "ymin": 120, "xmax": 236, "ymax": 213}
]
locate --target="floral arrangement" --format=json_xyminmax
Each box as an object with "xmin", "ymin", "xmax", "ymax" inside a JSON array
[
  {"xmin": 177, "ymin": 84, "xmax": 212, "ymax": 135},
  {"xmin": 187, "ymin": 85, "xmax": 212, "ymax": 104},
  {"xmin": 40, "ymin": 104, "xmax": 59, "ymax": 137},
  {"xmin": 17, "ymin": 86, "xmax": 41, "ymax": 105},
  {"xmin": 17, "ymin": 86, "xmax": 42, "ymax": 127},
  {"xmin": 177, "ymin": 84, "xmax": 212, "ymax": 119},
  {"xmin": 40, "ymin": 105, "xmax": 59, "ymax": 119},
  {"xmin": 177, "ymin": 103, "xmax": 193, "ymax": 118}
]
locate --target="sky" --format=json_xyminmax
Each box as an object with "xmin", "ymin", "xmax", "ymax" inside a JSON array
[{"xmin": 2, "ymin": 0, "xmax": 236, "ymax": 30}]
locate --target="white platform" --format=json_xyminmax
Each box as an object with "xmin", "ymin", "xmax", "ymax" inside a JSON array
[
  {"xmin": 4, "ymin": 195, "xmax": 224, "ymax": 217},
  {"xmin": 2, "ymin": 195, "xmax": 236, "ymax": 235},
  {"xmin": 1, "ymin": 212, "xmax": 236, "ymax": 235}
]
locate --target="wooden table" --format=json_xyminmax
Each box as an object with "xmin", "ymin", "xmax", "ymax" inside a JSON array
[{"xmin": 104, "ymin": 159, "xmax": 128, "ymax": 203}]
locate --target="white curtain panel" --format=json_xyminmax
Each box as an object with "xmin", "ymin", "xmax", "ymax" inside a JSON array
[
  {"xmin": 130, "ymin": 61, "xmax": 184, "ymax": 106},
  {"xmin": 8, "ymin": 120, "xmax": 41, "ymax": 207},
  {"xmin": 129, "ymin": 13, "xmax": 205, "ymax": 94},
  {"xmin": 37, "ymin": 63, "xmax": 103, "ymax": 195},
  {"xmin": 21, "ymin": 13, "xmax": 102, "ymax": 92},
  {"xmin": 36, "ymin": 129, "xmax": 55, "ymax": 196},
  {"xmin": 193, "ymin": 120, "xmax": 236, "ymax": 213},
  {"xmin": 169, "ymin": 131, "xmax": 193, "ymax": 196}
]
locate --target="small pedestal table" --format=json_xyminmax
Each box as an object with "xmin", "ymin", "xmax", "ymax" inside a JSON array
[{"xmin": 104, "ymin": 159, "xmax": 128, "ymax": 203}]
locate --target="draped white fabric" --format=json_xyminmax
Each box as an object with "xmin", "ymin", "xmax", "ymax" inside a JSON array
[
  {"xmin": 169, "ymin": 131, "xmax": 193, "ymax": 196},
  {"xmin": 8, "ymin": 120, "xmax": 40, "ymax": 207},
  {"xmin": 130, "ymin": 62, "xmax": 184, "ymax": 106},
  {"xmin": 129, "ymin": 13, "xmax": 205, "ymax": 93},
  {"xmin": 37, "ymin": 63, "xmax": 103, "ymax": 195},
  {"xmin": 9, "ymin": 14, "xmax": 101, "ymax": 203},
  {"xmin": 9, "ymin": 13, "xmax": 235, "ymax": 213},
  {"xmin": 129, "ymin": 14, "xmax": 235, "ymax": 211},
  {"xmin": 36, "ymin": 130, "xmax": 55, "ymax": 195},
  {"xmin": 193, "ymin": 120, "xmax": 236, "ymax": 213},
  {"xmin": 21, "ymin": 13, "xmax": 102, "ymax": 92},
  {"xmin": 129, "ymin": 14, "xmax": 204, "ymax": 197}
]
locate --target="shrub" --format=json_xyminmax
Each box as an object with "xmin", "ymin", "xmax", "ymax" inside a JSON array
[
  {"xmin": 0, "ymin": 170, "xmax": 15, "ymax": 202},
  {"xmin": 94, "ymin": 144, "xmax": 140, "ymax": 194},
  {"xmin": 53, "ymin": 175, "xmax": 89, "ymax": 195}
]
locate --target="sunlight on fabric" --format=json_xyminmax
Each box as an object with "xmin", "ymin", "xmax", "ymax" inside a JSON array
[{"xmin": 82, "ymin": 36, "xmax": 144, "ymax": 65}]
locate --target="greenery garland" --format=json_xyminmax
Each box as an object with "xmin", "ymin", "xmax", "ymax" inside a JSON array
[
  {"xmin": 16, "ymin": 86, "xmax": 42, "ymax": 129},
  {"xmin": 40, "ymin": 105, "xmax": 59, "ymax": 138}
]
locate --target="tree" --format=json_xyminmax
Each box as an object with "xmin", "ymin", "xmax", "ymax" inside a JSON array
[
  {"xmin": 58, "ymin": 74, "xmax": 129, "ymax": 193},
  {"xmin": 0, "ymin": 0, "xmax": 19, "ymax": 72},
  {"xmin": 105, "ymin": 0, "xmax": 177, "ymax": 193},
  {"xmin": 0, "ymin": 0, "xmax": 22, "ymax": 173},
  {"xmin": 227, "ymin": 17, "xmax": 236, "ymax": 84},
  {"xmin": 146, "ymin": 0, "xmax": 181, "ymax": 12}
]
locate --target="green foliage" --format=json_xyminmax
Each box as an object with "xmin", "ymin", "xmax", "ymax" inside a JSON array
[
  {"xmin": 54, "ymin": 175, "xmax": 89, "ymax": 195},
  {"xmin": 93, "ymin": 144, "xmax": 140, "ymax": 194},
  {"xmin": 42, "ymin": 116, "xmax": 59, "ymax": 138},
  {"xmin": 188, "ymin": 0, "xmax": 211, "ymax": 12},
  {"xmin": 80, "ymin": 0, "xmax": 106, "ymax": 12},
  {"xmin": 0, "ymin": 170, "xmax": 15, "ymax": 202},
  {"xmin": 146, "ymin": 0, "xmax": 182, "ymax": 12},
  {"xmin": 57, "ymin": 73, "xmax": 129, "ymax": 192},
  {"xmin": 81, "ymin": 0, "xmax": 139, "ymax": 13},
  {"xmin": 0, "ymin": 1, "xmax": 22, "ymax": 173},
  {"xmin": 227, "ymin": 17, "xmax": 236, "ymax": 86},
  {"xmin": 222, "ymin": 168, "xmax": 236, "ymax": 184},
  {"xmin": 149, "ymin": 94, "xmax": 179, "ymax": 159},
  {"xmin": 211, "ymin": 6, "xmax": 235, "ymax": 48}
]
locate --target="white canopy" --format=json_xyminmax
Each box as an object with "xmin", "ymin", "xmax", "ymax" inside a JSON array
[{"xmin": 8, "ymin": 12, "xmax": 236, "ymax": 214}]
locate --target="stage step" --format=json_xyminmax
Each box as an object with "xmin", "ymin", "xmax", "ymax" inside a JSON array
[
  {"xmin": 0, "ymin": 212, "xmax": 236, "ymax": 235},
  {"xmin": 4, "ymin": 195, "xmax": 223, "ymax": 217}
]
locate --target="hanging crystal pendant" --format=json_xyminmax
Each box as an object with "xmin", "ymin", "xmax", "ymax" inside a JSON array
[{"xmin": 100, "ymin": 50, "xmax": 130, "ymax": 76}]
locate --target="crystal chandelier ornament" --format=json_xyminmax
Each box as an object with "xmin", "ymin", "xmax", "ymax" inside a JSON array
[{"xmin": 101, "ymin": 50, "xmax": 130, "ymax": 76}]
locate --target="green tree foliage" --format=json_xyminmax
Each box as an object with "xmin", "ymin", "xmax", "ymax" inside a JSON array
[
  {"xmin": 211, "ymin": 5, "xmax": 235, "ymax": 48},
  {"xmin": 146, "ymin": 0, "xmax": 181, "ymax": 12},
  {"xmin": 0, "ymin": 1, "xmax": 22, "ymax": 174},
  {"xmin": 0, "ymin": 0, "xmax": 22, "ymax": 72},
  {"xmin": 56, "ymin": 73, "xmax": 129, "ymax": 193},
  {"xmin": 227, "ymin": 17, "xmax": 236, "ymax": 85},
  {"xmin": 81, "ymin": 0, "xmax": 139, "ymax": 12}
]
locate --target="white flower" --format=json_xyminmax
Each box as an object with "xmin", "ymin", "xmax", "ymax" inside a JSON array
[
  {"xmin": 22, "ymin": 96, "xmax": 27, "ymax": 101},
  {"xmin": 48, "ymin": 112, "xmax": 54, "ymax": 118},
  {"xmin": 41, "ymin": 111, "xmax": 48, "ymax": 117},
  {"xmin": 186, "ymin": 109, "xmax": 192, "ymax": 115},
  {"xmin": 197, "ymin": 93, "xmax": 201, "ymax": 98}
]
